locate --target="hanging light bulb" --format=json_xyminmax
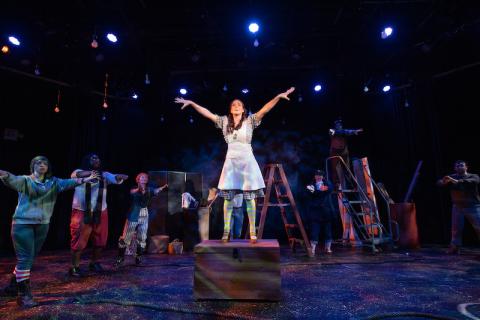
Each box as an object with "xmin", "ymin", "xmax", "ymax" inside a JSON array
[
  {"xmin": 53, "ymin": 89, "xmax": 61, "ymax": 113},
  {"xmin": 189, "ymin": 116, "xmax": 194, "ymax": 124},
  {"xmin": 34, "ymin": 64, "xmax": 40, "ymax": 75},
  {"xmin": 91, "ymin": 35, "xmax": 98, "ymax": 48},
  {"xmin": 145, "ymin": 73, "xmax": 150, "ymax": 85},
  {"xmin": 102, "ymin": 73, "xmax": 109, "ymax": 108}
]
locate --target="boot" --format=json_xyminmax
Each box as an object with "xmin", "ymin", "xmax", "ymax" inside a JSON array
[
  {"xmin": 3, "ymin": 275, "xmax": 17, "ymax": 297},
  {"xmin": 69, "ymin": 250, "xmax": 83, "ymax": 277},
  {"xmin": 16, "ymin": 279, "xmax": 38, "ymax": 308},
  {"xmin": 114, "ymin": 247, "xmax": 126, "ymax": 268},
  {"xmin": 135, "ymin": 245, "xmax": 144, "ymax": 265}
]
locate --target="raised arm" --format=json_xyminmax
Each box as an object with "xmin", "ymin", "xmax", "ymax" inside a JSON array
[
  {"xmin": 71, "ymin": 169, "xmax": 92, "ymax": 178},
  {"xmin": 104, "ymin": 172, "xmax": 128, "ymax": 185},
  {"xmin": 174, "ymin": 97, "xmax": 217, "ymax": 122},
  {"xmin": 154, "ymin": 184, "xmax": 168, "ymax": 195},
  {"xmin": 0, "ymin": 170, "xmax": 26, "ymax": 193},
  {"xmin": 255, "ymin": 87, "xmax": 295, "ymax": 121},
  {"xmin": 57, "ymin": 171, "xmax": 100, "ymax": 193}
]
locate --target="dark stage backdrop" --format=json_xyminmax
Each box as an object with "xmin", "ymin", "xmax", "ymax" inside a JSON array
[{"xmin": 1, "ymin": 68, "xmax": 479, "ymax": 254}]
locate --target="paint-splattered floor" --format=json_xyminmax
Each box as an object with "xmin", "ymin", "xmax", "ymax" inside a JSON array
[{"xmin": 1, "ymin": 245, "xmax": 479, "ymax": 320}]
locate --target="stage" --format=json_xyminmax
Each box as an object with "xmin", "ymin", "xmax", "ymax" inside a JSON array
[{"xmin": 1, "ymin": 245, "xmax": 479, "ymax": 319}]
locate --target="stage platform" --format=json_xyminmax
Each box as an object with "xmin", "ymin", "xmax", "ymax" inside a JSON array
[{"xmin": 0, "ymin": 245, "xmax": 479, "ymax": 319}]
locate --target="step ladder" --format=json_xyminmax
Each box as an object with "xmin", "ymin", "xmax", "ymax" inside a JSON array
[
  {"xmin": 257, "ymin": 164, "xmax": 313, "ymax": 257},
  {"xmin": 326, "ymin": 156, "xmax": 393, "ymax": 253}
]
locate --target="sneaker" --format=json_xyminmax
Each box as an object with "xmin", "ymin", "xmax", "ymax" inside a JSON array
[
  {"xmin": 446, "ymin": 244, "xmax": 460, "ymax": 255},
  {"xmin": 325, "ymin": 248, "xmax": 333, "ymax": 254},
  {"xmin": 88, "ymin": 262, "xmax": 105, "ymax": 272},
  {"xmin": 249, "ymin": 235, "xmax": 257, "ymax": 244},
  {"xmin": 68, "ymin": 267, "xmax": 83, "ymax": 277}
]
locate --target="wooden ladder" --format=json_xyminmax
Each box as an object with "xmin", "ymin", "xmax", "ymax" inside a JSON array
[{"xmin": 257, "ymin": 164, "xmax": 313, "ymax": 257}]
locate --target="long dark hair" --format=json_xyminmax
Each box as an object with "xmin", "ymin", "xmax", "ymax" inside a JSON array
[
  {"xmin": 30, "ymin": 155, "xmax": 53, "ymax": 178},
  {"xmin": 226, "ymin": 99, "xmax": 247, "ymax": 134}
]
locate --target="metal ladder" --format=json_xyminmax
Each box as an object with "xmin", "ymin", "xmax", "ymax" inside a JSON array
[
  {"xmin": 326, "ymin": 156, "xmax": 393, "ymax": 252},
  {"xmin": 257, "ymin": 164, "xmax": 313, "ymax": 257}
]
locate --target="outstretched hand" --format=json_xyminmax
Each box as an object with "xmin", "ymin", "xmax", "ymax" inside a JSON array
[
  {"xmin": 277, "ymin": 87, "xmax": 295, "ymax": 101},
  {"xmin": 84, "ymin": 171, "xmax": 100, "ymax": 183},
  {"xmin": 174, "ymin": 97, "xmax": 193, "ymax": 110},
  {"xmin": 0, "ymin": 170, "xmax": 8, "ymax": 178}
]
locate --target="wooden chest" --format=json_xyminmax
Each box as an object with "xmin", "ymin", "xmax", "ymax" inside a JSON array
[{"xmin": 193, "ymin": 239, "xmax": 281, "ymax": 300}]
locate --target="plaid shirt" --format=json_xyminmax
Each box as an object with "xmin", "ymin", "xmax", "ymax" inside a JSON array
[{"xmin": 1, "ymin": 173, "xmax": 80, "ymax": 224}]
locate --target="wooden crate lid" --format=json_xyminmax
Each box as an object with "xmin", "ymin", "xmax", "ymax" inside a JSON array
[{"xmin": 194, "ymin": 239, "xmax": 279, "ymax": 253}]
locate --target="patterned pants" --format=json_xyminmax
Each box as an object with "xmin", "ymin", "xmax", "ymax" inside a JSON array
[{"xmin": 118, "ymin": 209, "xmax": 149, "ymax": 249}]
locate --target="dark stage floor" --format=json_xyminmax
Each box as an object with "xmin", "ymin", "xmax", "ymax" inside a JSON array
[{"xmin": 1, "ymin": 245, "xmax": 479, "ymax": 320}]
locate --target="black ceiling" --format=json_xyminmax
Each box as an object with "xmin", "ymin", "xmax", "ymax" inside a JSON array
[{"xmin": 1, "ymin": 0, "xmax": 479, "ymax": 99}]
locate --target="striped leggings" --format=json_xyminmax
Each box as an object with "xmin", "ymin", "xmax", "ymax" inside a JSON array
[{"xmin": 118, "ymin": 210, "xmax": 149, "ymax": 249}]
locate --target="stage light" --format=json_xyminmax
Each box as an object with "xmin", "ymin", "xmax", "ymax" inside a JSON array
[
  {"xmin": 248, "ymin": 23, "xmax": 259, "ymax": 34},
  {"xmin": 381, "ymin": 26, "xmax": 393, "ymax": 39},
  {"xmin": 8, "ymin": 36, "xmax": 20, "ymax": 46},
  {"xmin": 382, "ymin": 85, "xmax": 391, "ymax": 92},
  {"xmin": 241, "ymin": 88, "xmax": 249, "ymax": 94},
  {"xmin": 1, "ymin": 45, "xmax": 9, "ymax": 54},
  {"xmin": 253, "ymin": 39, "xmax": 259, "ymax": 47},
  {"xmin": 363, "ymin": 86, "xmax": 369, "ymax": 92},
  {"xmin": 132, "ymin": 93, "xmax": 138, "ymax": 99},
  {"xmin": 106, "ymin": 33, "xmax": 118, "ymax": 43},
  {"xmin": 54, "ymin": 105, "xmax": 60, "ymax": 113},
  {"xmin": 179, "ymin": 88, "xmax": 187, "ymax": 95},
  {"xmin": 314, "ymin": 84, "xmax": 322, "ymax": 92}
]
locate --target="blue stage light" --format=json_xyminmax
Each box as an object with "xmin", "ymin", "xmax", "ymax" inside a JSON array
[
  {"xmin": 8, "ymin": 36, "xmax": 20, "ymax": 46},
  {"xmin": 106, "ymin": 33, "xmax": 118, "ymax": 43},
  {"xmin": 248, "ymin": 23, "xmax": 259, "ymax": 34}
]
